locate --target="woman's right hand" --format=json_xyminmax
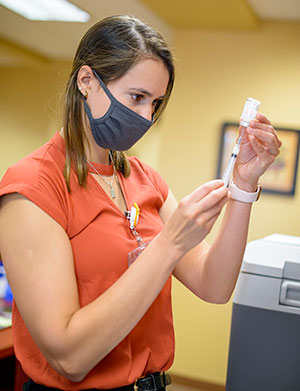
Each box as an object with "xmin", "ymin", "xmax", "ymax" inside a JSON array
[
  {"xmin": 160, "ymin": 180, "xmax": 229, "ymax": 257},
  {"xmin": 0, "ymin": 181, "xmax": 228, "ymax": 382},
  {"xmin": 4, "ymin": 189, "xmax": 225, "ymax": 382}
]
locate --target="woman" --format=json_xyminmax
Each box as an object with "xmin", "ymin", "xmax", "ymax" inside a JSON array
[{"xmin": 0, "ymin": 15, "xmax": 281, "ymax": 391}]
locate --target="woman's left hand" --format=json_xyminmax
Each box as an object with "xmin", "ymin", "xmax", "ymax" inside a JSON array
[{"xmin": 233, "ymin": 112, "xmax": 282, "ymax": 191}]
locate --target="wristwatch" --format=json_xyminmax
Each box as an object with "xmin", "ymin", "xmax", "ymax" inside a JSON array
[{"xmin": 229, "ymin": 180, "xmax": 262, "ymax": 203}]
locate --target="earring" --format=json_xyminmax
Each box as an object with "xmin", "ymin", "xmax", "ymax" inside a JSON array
[{"xmin": 78, "ymin": 86, "xmax": 88, "ymax": 99}]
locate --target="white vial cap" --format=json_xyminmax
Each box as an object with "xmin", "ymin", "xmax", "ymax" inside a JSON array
[{"xmin": 240, "ymin": 97, "xmax": 261, "ymax": 127}]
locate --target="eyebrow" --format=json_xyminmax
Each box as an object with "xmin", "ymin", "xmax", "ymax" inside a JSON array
[{"xmin": 128, "ymin": 88, "xmax": 165, "ymax": 99}]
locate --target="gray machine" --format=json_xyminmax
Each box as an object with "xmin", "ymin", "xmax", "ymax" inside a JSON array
[{"xmin": 226, "ymin": 234, "xmax": 300, "ymax": 391}]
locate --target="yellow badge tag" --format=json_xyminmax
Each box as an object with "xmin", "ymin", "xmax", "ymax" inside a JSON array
[{"xmin": 130, "ymin": 202, "xmax": 140, "ymax": 229}]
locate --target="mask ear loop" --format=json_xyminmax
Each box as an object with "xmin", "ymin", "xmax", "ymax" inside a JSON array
[
  {"xmin": 91, "ymin": 69, "xmax": 154, "ymax": 126},
  {"xmin": 92, "ymin": 70, "xmax": 115, "ymax": 101}
]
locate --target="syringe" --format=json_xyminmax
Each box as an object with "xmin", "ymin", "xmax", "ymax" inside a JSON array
[{"xmin": 222, "ymin": 97, "xmax": 261, "ymax": 187}]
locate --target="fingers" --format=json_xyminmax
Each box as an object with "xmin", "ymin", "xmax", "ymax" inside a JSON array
[
  {"xmin": 196, "ymin": 195, "xmax": 229, "ymax": 233},
  {"xmin": 197, "ymin": 184, "xmax": 229, "ymax": 212},
  {"xmin": 247, "ymin": 114, "xmax": 282, "ymax": 156},
  {"xmin": 185, "ymin": 185, "xmax": 229, "ymax": 228},
  {"xmin": 255, "ymin": 112, "xmax": 272, "ymax": 125},
  {"xmin": 247, "ymin": 127, "xmax": 280, "ymax": 156},
  {"xmin": 181, "ymin": 181, "xmax": 229, "ymax": 223},
  {"xmin": 170, "ymin": 181, "xmax": 229, "ymax": 254},
  {"xmin": 252, "ymin": 113, "xmax": 282, "ymax": 146},
  {"xmin": 248, "ymin": 135, "xmax": 276, "ymax": 167},
  {"xmin": 188, "ymin": 179, "xmax": 225, "ymax": 203},
  {"xmin": 200, "ymin": 193, "xmax": 229, "ymax": 222}
]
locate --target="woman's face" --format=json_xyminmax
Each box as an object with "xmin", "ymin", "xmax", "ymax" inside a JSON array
[{"xmin": 86, "ymin": 58, "xmax": 170, "ymax": 121}]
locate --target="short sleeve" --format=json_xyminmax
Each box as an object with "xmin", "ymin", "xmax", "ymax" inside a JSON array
[
  {"xmin": 130, "ymin": 157, "xmax": 169, "ymax": 206},
  {"xmin": 0, "ymin": 154, "xmax": 68, "ymax": 231}
]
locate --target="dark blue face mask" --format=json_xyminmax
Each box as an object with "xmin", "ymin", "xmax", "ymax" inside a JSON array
[{"xmin": 83, "ymin": 70, "xmax": 154, "ymax": 151}]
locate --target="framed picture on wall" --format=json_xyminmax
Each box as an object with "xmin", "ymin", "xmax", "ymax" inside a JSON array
[{"xmin": 216, "ymin": 122, "xmax": 300, "ymax": 196}]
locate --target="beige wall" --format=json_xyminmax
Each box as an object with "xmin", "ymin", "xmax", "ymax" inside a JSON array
[
  {"xmin": 1, "ymin": 21, "xmax": 300, "ymax": 386},
  {"xmin": 155, "ymin": 22, "xmax": 300, "ymax": 385},
  {"xmin": 0, "ymin": 62, "xmax": 70, "ymax": 177}
]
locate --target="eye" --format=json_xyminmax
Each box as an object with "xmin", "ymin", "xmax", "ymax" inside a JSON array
[{"xmin": 130, "ymin": 94, "xmax": 143, "ymax": 102}]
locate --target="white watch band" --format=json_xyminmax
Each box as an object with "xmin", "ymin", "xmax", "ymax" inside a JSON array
[{"xmin": 229, "ymin": 180, "xmax": 262, "ymax": 203}]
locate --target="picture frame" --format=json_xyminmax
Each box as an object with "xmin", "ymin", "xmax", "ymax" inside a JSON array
[{"xmin": 216, "ymin": 122, "xmax": 300, "ymax": 196}]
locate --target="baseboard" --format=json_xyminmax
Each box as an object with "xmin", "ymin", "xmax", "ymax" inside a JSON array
[{"xmin": 169, "ymin": 373, "xmax": 225, "ymax": 391}]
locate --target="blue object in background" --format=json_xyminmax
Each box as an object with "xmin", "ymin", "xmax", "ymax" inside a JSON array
[
  {"xmin": 4, "ymin": 283, "xmax": 13, "ymax": 303},
  {"xmin": 0, "ymin": 261, "xmax": 13, "ymax": 304}
]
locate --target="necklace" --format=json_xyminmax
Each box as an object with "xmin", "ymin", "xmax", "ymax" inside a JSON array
[{"xmin": 87, "ymin": 155, "xmax": 116, "ymax": 199}]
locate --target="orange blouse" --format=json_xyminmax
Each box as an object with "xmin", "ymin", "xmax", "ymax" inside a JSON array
[{"xmin": 0, "ymin": 132, "xmax": 174, "ymax": 390}]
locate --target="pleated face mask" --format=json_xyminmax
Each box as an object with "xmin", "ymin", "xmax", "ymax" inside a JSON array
[{"xmin": 83, "ymin": 70, "xmax": 154, "ymax": 151}]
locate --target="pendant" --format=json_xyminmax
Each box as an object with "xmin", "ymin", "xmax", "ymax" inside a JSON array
[{"xmin": 110, "ymin": 186, "xmax": 116, "ymax": 199}]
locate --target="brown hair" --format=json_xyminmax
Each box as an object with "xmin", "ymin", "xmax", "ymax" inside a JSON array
[{"xmin": 63, "ymin": 15, "xmax": 175, "ymax": 191}]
